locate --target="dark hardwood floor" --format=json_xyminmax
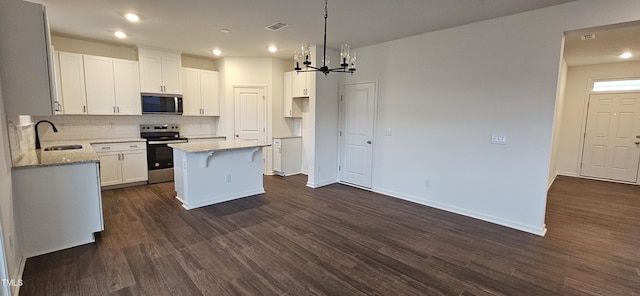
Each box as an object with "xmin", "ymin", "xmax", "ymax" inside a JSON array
[{"xmin": 19, "ymin": 175, "xmax": 640, "ymax": 295}]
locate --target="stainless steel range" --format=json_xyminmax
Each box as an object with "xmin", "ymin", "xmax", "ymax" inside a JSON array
[{"xmin": 140, "ymin": 124, "xmax": 188, "ymax": 184}]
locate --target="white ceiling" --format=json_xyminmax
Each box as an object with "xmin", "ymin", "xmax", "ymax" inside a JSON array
[{"xmin": 31, "ymin": 0, "xmax": 577, "ymax": 60}]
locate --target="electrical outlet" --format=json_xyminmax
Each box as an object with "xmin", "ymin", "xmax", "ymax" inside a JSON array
[
  {"xmin": 424, "ymin": 179, "xmax": 431, "ymax": 188},
  {"xmin": 226, "ymin": 174, "xmax": 232, "ymax": 183},
  {"xmin": 384, "ymin": 128, "xmax": 392, "ymax": 136},
  {"xmin": 491, "ymin": 134, "xmax": 507, "ymax": 145}
]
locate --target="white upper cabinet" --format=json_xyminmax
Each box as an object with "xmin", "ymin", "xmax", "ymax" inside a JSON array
[
  {"xmin": 84, "ymin": 55, "xmax": 116, "ymax": 115},
  {"xmin": 83, "ymin": 54, "xmax": 141, "ymax": 115},
  {"xmin": 181, "ymin": 67, "xmax": 219, "ymax": 116},
  {"xmin": 57, "ymin": 51, "xmax": 87, "ymax": 114},
  {"xmin": 113, "ymin": 59, "xmax": 141, "ymax": 115},
  {"xmin": 138, "ymin": 47, "xmax": 182, "ymax": 94},
  {"xmin": 291, "ymin": 71, "xmax": 310, "ymax": 98},
  {"xmin": 284, "ymin": 71, "xmax": 302, "ymax": 118},
  {"xmin": 200, "ymin": 70, "xmax": 220, "ymax": 116},
  {"xmin": 0, "ymin": 0, "xmax": 57, "ymax": 116}
]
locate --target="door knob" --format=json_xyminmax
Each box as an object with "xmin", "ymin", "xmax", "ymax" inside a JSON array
[
  {"xmin": 235, "ymin": 134, "xmax": 239, "ymax": 138},
  {"xmin": 367, "ymin": 141, "xmax": 372, "ymax": 144},
  {"xmin": 636, "ymin": 141, "xmax": 640, "ymax": 145}
]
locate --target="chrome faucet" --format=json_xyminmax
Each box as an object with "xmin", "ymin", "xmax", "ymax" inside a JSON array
[{"xmin": 35, "ymin": 120, "xmax": 58, "ymax": 149}]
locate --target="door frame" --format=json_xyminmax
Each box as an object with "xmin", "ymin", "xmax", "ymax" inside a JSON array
[
  {"xmin": 338, "ymin": 81, "xmax": 379, "ymax": 189},
  {"xmin": 577, "ymin": 77, "xmax": 640, "ymax": 184},
  {"xmin": 232, "ymin": 85, "xmax": 269, "ymax": 172}
]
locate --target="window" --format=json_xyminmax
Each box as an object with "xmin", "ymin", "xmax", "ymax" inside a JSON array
[{"xmin": 592, "ymin": 79, "xmax": 640, "ymax": 92}]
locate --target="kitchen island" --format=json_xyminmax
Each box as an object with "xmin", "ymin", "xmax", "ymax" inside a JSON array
[{"xmin": 169, "ymin": 140, "xmax": 270, "ymax": 209}]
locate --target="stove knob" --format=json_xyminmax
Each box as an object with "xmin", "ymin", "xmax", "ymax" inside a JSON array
[{"xmin": 155, "ymin": 163, "xmax": 159, "ymax": 167}]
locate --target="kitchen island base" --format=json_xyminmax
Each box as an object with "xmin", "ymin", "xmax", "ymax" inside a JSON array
[{"xmin": 171, "ymin": 141, "xmax": 270, "ymax": 210}]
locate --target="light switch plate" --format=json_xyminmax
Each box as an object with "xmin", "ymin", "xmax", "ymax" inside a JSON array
[{"xmin": 384, "ymin": 128, "xmax": 392, "ymax": 136}]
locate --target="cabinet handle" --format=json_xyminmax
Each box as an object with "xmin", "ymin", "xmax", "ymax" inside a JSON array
[
  {"xmin": 130, "ymin": 145, "xmax": 137, "ymax": 148},
  {"xmin": 102, "ymin": 147, "xmax": 111, "ymax": 150},
  {"xmin": 113, "ymin": 106, "xmax": 116, "ymax": 113},
  {"xmin": 117, "ymin": 153, "xmax": 120, "ymax": 160},
  {"xmin": 83, "ymin": 105, "xmax": 86, "ymax": 113},
  {"xmin": 121, "ymin": 153, "xmax": 125, "ymax": 160},
  {"xmin": 117, "ymin": 106, "xmax": 120, "ymax": 113},
  {"xmin": 289, "ymin": 110, "xmax": 292, "ymax": 116}
]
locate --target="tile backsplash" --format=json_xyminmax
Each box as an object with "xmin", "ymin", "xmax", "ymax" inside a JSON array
[
  {"xmin": 32, "ymin": 115, "xmax": 219, "ymax": 141},
  {"xmin": 7, "ymin": 114, "xmax": 219, "ymax": 164}
]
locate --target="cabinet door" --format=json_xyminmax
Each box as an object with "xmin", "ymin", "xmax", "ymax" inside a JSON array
[
  {"xmin": 113, "ymin": 59, "xmax": 141, "ymax": 115},
  {"xmin": 84, "ymin": 55, "xmax": 116, "ymax": 114},
  {"xmin": 181, "ymin": 68, "xmax": 202, "ymax": 115},
  {"xmin": 161, "ymin": 56, "xmax": 182, "ymax": 94},
  {"xmin": 97, "ymin": 152, "xmax": 122, "ymax": 186},
  {"xmin": 139, "ymin": 54, "xmax": 163, "ymax": 93},
  {"xmin": 200, "ymin": 70, "xmax": 219, "ymax": 116},
  {"xmin": 273, "ymin": 139, "xmax": 282, "ymax": 172},
  {"xmin": 283, "ymin": 72, "xmax": 293, "ymax": 117},
  {"xmin": 292, "ymin": 72, "xmax": 308, "ymax": 97},
  {"xmin": 57, "ymin": 52, "xmax": 87, "ymax": 114},
  {"xmin": 0, "ymin": 0, "xmax": 55, "ymax": 116},
  {"xmin": 121, "ymin": 150, "xmax": 148, "ymax": 183}
]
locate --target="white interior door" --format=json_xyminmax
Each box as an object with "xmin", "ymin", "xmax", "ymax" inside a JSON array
[
  {"xmin": 340, "ymin": 82, "xmax": 375, "ymax": 188},
  {"xmin": 234, "ymin": 87, "xmax": 265, "ymax": 142},
  {"xmin": 581, "ymin": 92, "xmax": 640, "ymax": 182}
]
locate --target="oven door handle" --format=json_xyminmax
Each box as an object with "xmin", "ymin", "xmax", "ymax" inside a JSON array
[{"xmin": 148, "ymin": 140, "xmax": 188, "ymax": 145}]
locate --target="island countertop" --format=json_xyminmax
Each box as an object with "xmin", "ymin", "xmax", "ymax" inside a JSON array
[{"xmin": 168, "ymin": 140, "xmax": 270, "ymax": 153}]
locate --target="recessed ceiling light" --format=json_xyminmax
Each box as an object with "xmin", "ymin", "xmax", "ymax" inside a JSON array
[
  {"xmin": 620, "ymin": 52, "xmax": 633, "ymax": 59},
  {"xmin": 114, "ymin": 31, "xmax": 127, "ymax": 39},
  {"xmin": 220, "ymin": 29, "xmax": 230, "ymax": 34},
  {"xmin": 212, "ymin": 49, "xmax": 222, "ymax": 56},
  {"xmin": 125, "ymin": 13, "xmax": 140, "ymax": 22},
  {"xmin": 268, "ymin": 46, "xmax": 278, "ymax": 53}
]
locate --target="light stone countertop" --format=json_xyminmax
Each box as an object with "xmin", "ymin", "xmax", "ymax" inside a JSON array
[
  {"xmin": 169, "ymin": 140, "xmax": 270, "ymax": 153},
  {"xmin": 273, "ymin": 135, "xmax": 302, "ymax": 139},
  {"xmin": 12, "ymin": 138, "xmax": 146, "ymax": 169},
  {"xmin": 184, "ymin": 135, "xmax": 227, "ymax": 140}
]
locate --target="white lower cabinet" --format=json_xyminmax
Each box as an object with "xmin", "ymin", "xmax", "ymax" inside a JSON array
[
  {"xmin": 92, "ymin": 142, "xmax": 148, "ymax": 187},
  {"xmin": 14, "ymin": 162, "xmax": 103, "ymax": 257},
  {"xmin": 273, "ymin": 137, "xmax": 302, "ymax": 176}
]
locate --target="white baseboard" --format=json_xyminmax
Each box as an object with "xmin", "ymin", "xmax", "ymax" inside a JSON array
[
  {"xmin": 371, "ymin": 187, "xmax": 547, "ymax": 236},
  {"xmin": 306, "ymin": 179, "xmax": 337, "ymax": 189},
  {"xmin": 13, "ymin": 255, "xmax": 25, "ymax": 296},
  {"xmin": 547, "ymin": 173, "xmax": 558, "ymax": 191}
]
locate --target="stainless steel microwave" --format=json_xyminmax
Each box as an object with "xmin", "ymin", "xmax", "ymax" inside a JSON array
[{"xmin": 141, "ymin": 93, "xmax": 183, "ymax": 115}]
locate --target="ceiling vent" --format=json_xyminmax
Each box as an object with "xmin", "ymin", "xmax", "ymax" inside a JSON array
[
  {"xmin": 580, "ymin": 33, "xmax": 596, "ymax": 41},
  {"xmin": 265, "ymin": 22, "xmax": 288, "ymax": 32}
]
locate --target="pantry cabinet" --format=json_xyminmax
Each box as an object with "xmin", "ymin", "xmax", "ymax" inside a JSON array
[
  {"xmin": 182, "ymin": 67, "xmax": 220, "ymax": 116},
  {"xmin": 138, "ymin": 47, "xmax": 182, "ymax": 94},
  {"xmin": 92, "ymin": 142, "xmax": 147, "ymax": 187}
]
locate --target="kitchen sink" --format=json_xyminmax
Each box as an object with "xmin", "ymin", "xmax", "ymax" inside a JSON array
[{"xmin": 43, "ymin": 144, "xmax": 83, "ymax": 151}]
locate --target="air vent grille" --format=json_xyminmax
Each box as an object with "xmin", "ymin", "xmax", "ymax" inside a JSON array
[
  {"xmin": 265, "ymin": 22, "xmax": 288, "ymax": 31},
  {"xmin": 581, "ymin": 33, "xmax": 596, "ymax": 41}
]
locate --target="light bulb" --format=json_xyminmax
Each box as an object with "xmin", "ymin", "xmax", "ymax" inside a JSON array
[
  {"xmin": 125, "ymin": 13, "xmax": 140, "ymax": 22},
  {"xmin": 114, "ymin": 31, "xmax": 127, "ymax": 39}
]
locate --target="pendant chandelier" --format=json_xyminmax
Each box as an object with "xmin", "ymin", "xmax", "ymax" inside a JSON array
[{"xmin": 294, "ymin": 0, "xmax": 356, "ymax": 76}]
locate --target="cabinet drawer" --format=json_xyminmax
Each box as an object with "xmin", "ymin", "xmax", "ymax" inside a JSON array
[{"xmin": 91, "ymin": 141, "xmax": 146, "ymax": 152}]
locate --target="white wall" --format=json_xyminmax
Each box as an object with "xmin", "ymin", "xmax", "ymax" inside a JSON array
[
  {"xmin": 342, "ymin": 0, "xmax": 640, "ymax": 235},
  {"xmin": 0, "ymin": 75, "xmax": 21, "ymax": 296},
  {"xmin": 557, "ymin": 60, "xmax": 640, "ymax": 179},
  {"xmin": 305, "ymin": 47, "xmax": 341, "ymax": 188},
  {"xmin": 548, "ymin": 58, "xmax": 569, "ymax": 189},
  {"xmin": 216, "ymin": 57, "xmax": 289, "ymax": 173}
]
